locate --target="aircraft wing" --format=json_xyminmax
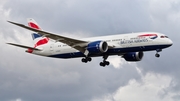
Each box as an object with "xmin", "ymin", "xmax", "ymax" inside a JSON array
[
  {"xmin": 7, "ymin": 43, "xmax": 41, "ymax": 51},
  {"xmin": 8, "ymin": 21, "xmax": 88, "ymax": 53}
]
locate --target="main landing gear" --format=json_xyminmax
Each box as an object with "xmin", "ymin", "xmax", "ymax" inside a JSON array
[
  {"xmin": 99, "ymin": 55, "xmax": 110, "ymax": 67},
  {"xmin": 81, "ymin": 55, "xmax": 110, "ymax": 67},
  {"xmin": 155, "ymin": 49, "xmax": 162, "ymax": 58},
  {"xmin": 81, "ymin": 57, "xmax": 92, "ymax": 63}
]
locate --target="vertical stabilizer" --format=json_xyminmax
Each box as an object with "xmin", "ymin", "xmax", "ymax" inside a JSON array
[
  {"xmin": 27, "ymin": 19, "xmax": 49, "ymax": 46},
  {"xmin": 31, "ymin": 33, "xmax": 49, "ymax": 47},
  {"xmin": 27, "ymin": 18, "xmax": 42, "ymax": 30}
]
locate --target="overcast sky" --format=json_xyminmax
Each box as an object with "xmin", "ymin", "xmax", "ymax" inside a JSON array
[{"xmin": 0, "ymin": 0, "xmax": 180, "ymax": 101}]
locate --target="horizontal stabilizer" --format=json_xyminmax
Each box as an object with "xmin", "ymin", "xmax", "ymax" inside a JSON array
[{"xmin": 7, "ymin": 43, "xmax": 41, "ymax": 51}]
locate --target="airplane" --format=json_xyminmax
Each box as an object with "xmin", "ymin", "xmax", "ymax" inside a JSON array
[{"xmin": 7, "ymin": 18, "xmax": 173, "ymax": 67}]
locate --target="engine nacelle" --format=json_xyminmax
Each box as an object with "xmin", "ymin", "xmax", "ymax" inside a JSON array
[
  {"xmin": 87, "ymin": 41, "xmax": 108, "ymax": 53},
  {"xmin": 123, "ymin": 52, "xmax": 144, "ymax": 61}
]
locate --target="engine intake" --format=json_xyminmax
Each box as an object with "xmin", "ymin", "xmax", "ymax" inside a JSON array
[
  {"xmin": 123, "ymin": 52, "xmax": 144, "ymax": 61},
  {"xmin": 87, "ymin": 41, "xmax": 108, "ymax": 53}
]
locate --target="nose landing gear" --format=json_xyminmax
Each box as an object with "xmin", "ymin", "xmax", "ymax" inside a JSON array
[
  {"xmin": 155, "ymin": 49, "xmax": 162, "ymax": 58},
  {"xmin": 155, "ymin": 53, "xmax": 160, "ymax": 57}
]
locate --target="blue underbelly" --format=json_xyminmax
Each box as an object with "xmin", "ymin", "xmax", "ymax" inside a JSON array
[{"xmin": 48, "ymin": 44, "xmax": 171, "ymax": 59}]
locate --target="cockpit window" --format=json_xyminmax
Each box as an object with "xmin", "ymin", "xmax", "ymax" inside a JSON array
[
  {"xmin": 161, "ymin": 36, "xmax": 164, "ymax": 38},
  {"xmin": 160, "ymin": 36, "xmax": 168, "ymax": 38}
]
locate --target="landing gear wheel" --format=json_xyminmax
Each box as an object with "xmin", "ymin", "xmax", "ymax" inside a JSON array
[
  {"xmin": 81, "ymin": 57, "xmax": 92, "ymax": 63},
  {"xmin": 99, "ymin": 55, "xmax": 110, "ymax": 67},
  {"xmin": 155, "ymin": 49, "xmax": 162, "ymax": 58},
  {"xmin": 99, "ymin": 61, "xmax": 110, "ymax": 67},
  {"xmin": 87, "ymin": 57, "xmax": 92, "ymax": 62},
  {"xmin": 100, "ymin": 62, "xmax": 105, "ymax": 67},
  {"xmin": 104, "ymin": 61, "xmax": 110, "ymax": 65},
  {"xmin": 81, "ymin": 58, "xmax": 87, "ymax": 63},
  {"xmin": 155, "ymin": 53, "xmax": 160, "ymax": 58}
]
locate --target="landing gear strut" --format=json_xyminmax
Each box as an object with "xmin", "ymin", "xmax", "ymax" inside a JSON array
[
  {"xmin": 100, "ymin": 55, "xmax": 110, "ymax": 67},
  {"xmin": 155, "ymin": 49, "xmax": 162, "ymax": 58},
  {"xmin": 81, "ymin": 57, "xmax": 92, "ymax": 63}
]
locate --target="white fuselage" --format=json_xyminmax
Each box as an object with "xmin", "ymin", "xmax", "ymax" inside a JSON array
[{"xmin": 31, "ymin": 32, "xmax": 173, "ymax": 58}]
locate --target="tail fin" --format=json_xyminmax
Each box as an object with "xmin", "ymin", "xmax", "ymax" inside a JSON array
[
  {"xmin": 31, "ymin": 33, "xmax": 42, "ymax": 40},
  {"xmin": 27, "ymin": 18, "xmax": 42, "ymax": 30},
  {"xmin": 31, "ymin": 33, "xmax": 49, "ymax": 47},
  {"xmin": 28, "ymin": 19, "xmax": 49, "ymax": 47}
]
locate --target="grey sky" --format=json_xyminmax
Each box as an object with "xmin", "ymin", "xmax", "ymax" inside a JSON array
[{"xmin": 0, "ymin": 0, "xmax": 180, "ymax": 101}]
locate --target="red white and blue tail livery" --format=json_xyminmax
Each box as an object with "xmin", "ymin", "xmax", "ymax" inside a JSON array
[
  {"xmin": 7, "ymin": 19, "xmax": 173, "ymax": 67},
  {"xmin": 28, "ymin": 18, "xmax": 41, "ymax": 30}
]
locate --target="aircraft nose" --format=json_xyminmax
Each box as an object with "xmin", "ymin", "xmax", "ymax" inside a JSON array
[{"xmin": 168, "ymin": 39, "xmax": 173, "ymax": 46}]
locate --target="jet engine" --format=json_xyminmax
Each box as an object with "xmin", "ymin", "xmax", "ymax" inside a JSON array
[
  {"xmin": 123, "ymin": 52, "xmax": 144, "ymax": 61},
  {"xmin": 87, "ymin": 41, "xmax": 108, "ymax": 53}
]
